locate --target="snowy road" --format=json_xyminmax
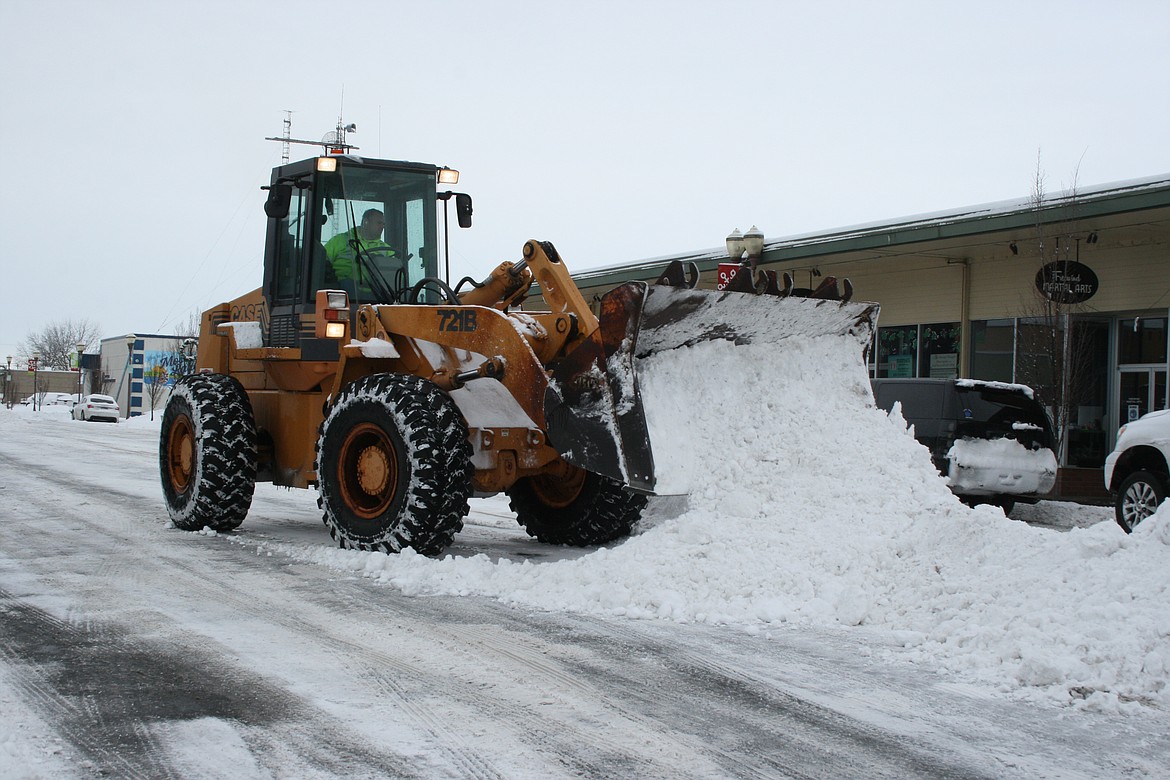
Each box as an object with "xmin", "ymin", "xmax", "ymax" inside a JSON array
[{"xmin": 1, "ymin": 409, "xmax": 1167, "ymax": 779}]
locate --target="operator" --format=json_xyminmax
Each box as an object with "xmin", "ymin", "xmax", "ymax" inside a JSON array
[{"xmin": 325, "ymin": 209, "xmax": 403, "ymax": 293}]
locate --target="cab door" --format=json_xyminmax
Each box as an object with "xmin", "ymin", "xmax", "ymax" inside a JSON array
[{"xmin": 265, "ymin": 182, "xmax": 312, "ymax": 348}]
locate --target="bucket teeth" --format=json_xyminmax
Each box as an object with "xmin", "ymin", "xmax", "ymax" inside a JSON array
[
  {"xmin": 809, "ymin": 276, "xmax": 848, "ymax": 301},
  {"xmin": 655, "ymin": 260, "xmax": 701, "ymax": 289},
  {"xmin": 639, "ymin": 262, "xmax": 877, "ymax": 359},
  {"xmin": 703, "ymin": 267, "xmax": 853, "ymax": 303},
  {"xmin": 724, "ymin": 267, "xmax": 768, "ymax": 294}
]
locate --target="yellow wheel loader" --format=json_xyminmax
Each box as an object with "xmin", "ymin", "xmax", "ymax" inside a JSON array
[{"xmin": 160, "ymin": 154, "xmax": 878, "ymax": 555}]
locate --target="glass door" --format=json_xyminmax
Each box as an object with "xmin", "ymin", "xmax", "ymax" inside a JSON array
[
  {"xmin": 1119, "ymin": 369, "xmax": 1168, "ymax": 423},
  {"xmin": 1112, "ymin": 316, "xmax": 1168, "ymax": 445}
]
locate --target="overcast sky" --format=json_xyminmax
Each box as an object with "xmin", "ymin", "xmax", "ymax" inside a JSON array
[{"xmin": 2, "ymin": 0, "xmax": 1168, "ymax": 357}]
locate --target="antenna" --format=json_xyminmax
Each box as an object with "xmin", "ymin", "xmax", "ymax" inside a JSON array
[
  {"xmin": 265, "ymin": 112, "xmax": 359, "ymax": 158},
  {"xmin": 280, "ymin": 110, "xmax": 293, "ymax": 163},
  {"xmin": 323, "ymin": 115, "xmax": 358, "ymax": 154}
]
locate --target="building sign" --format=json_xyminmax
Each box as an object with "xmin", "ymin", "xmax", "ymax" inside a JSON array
[
  {"xmin": 889, "ymin": 355, "xmax": 914, "ymax": 377},
  {"xmin": 929, "ymin": 352, "xmax": 958, "ymax": 379},
  {"xmin": 1035, "ymin": 261, "xmax": 1099, "ymax": 304}
]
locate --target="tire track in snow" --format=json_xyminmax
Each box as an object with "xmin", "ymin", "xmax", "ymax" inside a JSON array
[
  {"xmin": 4, "ymin": 447, "xmax": 513, "ymax": 777},
  {"xmin": 4, "ymin": 460, "xmax": 780, "ymax": 778},
  {"xmin": 0, "ymin": 471, "xmax": 425, "ymax": 779}
]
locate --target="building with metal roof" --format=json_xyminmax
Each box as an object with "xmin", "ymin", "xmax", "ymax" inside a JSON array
[{"xmin": 564, "ymin": 174, "xmax": 1170, "ymax": 502}]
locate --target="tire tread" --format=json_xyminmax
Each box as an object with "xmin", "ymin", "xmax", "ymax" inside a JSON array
[{"xmin": 159, "ymin": 374, "xmax": 257, "ymax": 532}]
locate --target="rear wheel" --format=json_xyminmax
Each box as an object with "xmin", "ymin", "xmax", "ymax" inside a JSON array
[
  {"xmin": 507, "ymin": 460, "xmax": 646, "ymax": 546},
  {"xmin": 159, "ymin": 374, "xmax": 257, "ymax": 531},
  {"xmin": 316, "ymin": 374, "xmax": 472, "ymax": 556},
  {"xmin": 1116, "ymin": 470, "xmax": 1166, "ymax": 533}
]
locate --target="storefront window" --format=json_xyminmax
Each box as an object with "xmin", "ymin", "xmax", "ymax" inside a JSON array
[
  {"xmin": 1118, "ymin": 317, "xmax": 1168, "ymax": 364},
  {"xmin": 1066, "ymin": 319, "xmax": 1109, "ymax": 467},
  {"xmin": 1016, "ymin": 317, "xmax": 1058, "ymax": 395},
  {"xmin": 876, "ymin": 326, "xmax": 917, "ymax": 378},
  {"xmin": 920, "ymin": 323, "xmax": 960, "ymax": 379},
  {"xmin": 970, "ymin": 320, "xmax": 1014, "ymax": 382}
]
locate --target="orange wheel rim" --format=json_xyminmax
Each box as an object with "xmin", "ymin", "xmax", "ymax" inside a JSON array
[
  {"xmin": 529, "ymin": 460, "xmax": 586, "ymax": 508},
  {"xmin": 338, "ymin": 423, "xmax": 400, "ymax": 519},
  {"xmin": 166, "ymin": 415, "xmax": 196, "ymax": 493}
]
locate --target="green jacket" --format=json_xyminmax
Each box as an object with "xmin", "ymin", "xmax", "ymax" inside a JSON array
[{"xmin": 324, "ymin": 229, "xmax": 396, "ymax": 283}]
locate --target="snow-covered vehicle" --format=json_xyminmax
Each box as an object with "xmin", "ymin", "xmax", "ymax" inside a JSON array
[
  {"xmin": 1104, "ymin": 409, "xmax": 1170, "ymax": 532},
  {"xmin": 872, "ymin": 378, "xmax": 1057, "ymax": 513},
  {"xmin": 21, "ymin": 392, "xmax": 74, "ymax": 408}
]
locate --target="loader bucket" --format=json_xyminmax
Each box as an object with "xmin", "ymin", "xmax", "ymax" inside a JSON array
[
  {"xmin": 636, "ymin": 283, "xmax": 878, "ymax": 358},
  {"xmin": 544, "ymin": 266, "xmax": 878, "ymax": 496},
  {"xmin": 545, "ymin": 281, "xmax": 656, "ymax": 494}
]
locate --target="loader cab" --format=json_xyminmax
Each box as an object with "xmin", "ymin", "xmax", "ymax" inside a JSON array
[{"xmin": 262, "ymin": 155, "xmax": 452, "ymax": 353}]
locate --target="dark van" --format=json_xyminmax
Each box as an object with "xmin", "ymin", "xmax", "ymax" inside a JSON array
[{"xmin": 871, "ymin": 378, "xmax": 1058, "ymax": 513}]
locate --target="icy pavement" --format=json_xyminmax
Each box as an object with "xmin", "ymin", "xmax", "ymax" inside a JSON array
[{"xmin": 234, "ymin": 335, "xmax": 1168, "ymax": 713}]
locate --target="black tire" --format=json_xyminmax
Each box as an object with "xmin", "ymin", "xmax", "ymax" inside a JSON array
[
  {"xmin": 959, "ymin": 495, "xmax": 1015, "ymax": 515},
  {"xmin": 507, "ymin": 461, "xmax": 646, "ymax": 546},
  {"xmin": 316, "ymin": 374, "xmax": 472, "ymax": 556},
  {"xmin": 1115, "ymin": 470, "xmax": 1166, "ymax": 533},
  {"xmin": 159, "ymin": 374, "xmax": 257, "ymax": 532}
]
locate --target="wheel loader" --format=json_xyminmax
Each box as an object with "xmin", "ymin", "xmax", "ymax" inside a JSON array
[{"xmin": 160, "ymin": 153, "xmax": 878, "ymax": 555}]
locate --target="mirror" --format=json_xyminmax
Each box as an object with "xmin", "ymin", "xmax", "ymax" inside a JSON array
[
  {"xmin": 264, "ymin": 183, "xmax": 293, "ymax": 219},
  {"xmin": 455, "ymin": 193, "xmax": 473, "ymax": 228}
]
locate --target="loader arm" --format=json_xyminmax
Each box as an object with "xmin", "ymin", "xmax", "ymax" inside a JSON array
[{"xmin": 458, "ymin": 240, "xmax": 601, "ymax": 356}]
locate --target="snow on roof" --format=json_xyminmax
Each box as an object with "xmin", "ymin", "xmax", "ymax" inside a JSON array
[{"xmin": 574, "ymin": 173, "xmax": 1170, "ymax": 281}]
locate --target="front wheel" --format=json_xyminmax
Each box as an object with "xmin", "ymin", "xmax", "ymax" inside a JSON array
[
  {"xmin": 507, "ymin": 460, "xmax": 646, "ymax": 546},
  {"xmin": 316, "ymin": 374, "xmax": 472, "ymax": 556},
  {"xmin": 159, "ymin": 374, "xmax": 257, "ymax": 531},
  {"xmin": 1115, "ymin": 470, "xmax": 1166, "ymax": 533}
]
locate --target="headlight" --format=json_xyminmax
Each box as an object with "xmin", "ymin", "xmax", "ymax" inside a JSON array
[{"xmin": 315, "ymin": 289, "xmax": 350, "ymax": 339}]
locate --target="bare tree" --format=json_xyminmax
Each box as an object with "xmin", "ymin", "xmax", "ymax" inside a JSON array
[
  {"xmin": 144, "ymin": 361, "xmax": 171, "ymax": 421},
  {"xmin": 1014, "ymin": 154, "xmax": 1100, "ymax": 462},
  {"xmin": 20, "ymin": 319, "xmax": 102, "ymax": 370},
  {"xmin": 176, "ymin": 309, "xmax": 202, "ymax": 339}
]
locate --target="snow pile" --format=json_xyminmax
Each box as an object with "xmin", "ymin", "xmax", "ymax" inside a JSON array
[{"xmin": 257, "ymin": 335, "xmax": 1167, "ymax": 711}]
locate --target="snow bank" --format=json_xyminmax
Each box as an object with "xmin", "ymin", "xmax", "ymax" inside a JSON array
[{"xmin": 256, "ymin": 335, "xmax": 1168, "ymax": 711}]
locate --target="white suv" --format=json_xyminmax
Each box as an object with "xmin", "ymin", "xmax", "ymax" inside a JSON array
[{"xmin": 1104, "ymin": 409, "xmax": 1170, "ymax": 532}]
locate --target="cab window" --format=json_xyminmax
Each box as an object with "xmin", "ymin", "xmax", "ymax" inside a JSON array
[
  {"xmin": 272, "ymin": 185, "xmax": 308, "ymax": 302},
  {"xmin": 311, "ymin": 165, "xmax": 437, "ymax": 304}
]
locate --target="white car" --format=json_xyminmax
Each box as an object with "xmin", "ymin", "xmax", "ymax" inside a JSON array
[
  {"xmin": 1104, "ymin": 409, "xmax": 1170, "ymax": 532},
  {"xmin": 21, "ymin": 392, "xmax": 74, "ymax": 407},
  {"xmin": 72, "ymin": 394, "xmax": 120, "ymax": 423}
]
